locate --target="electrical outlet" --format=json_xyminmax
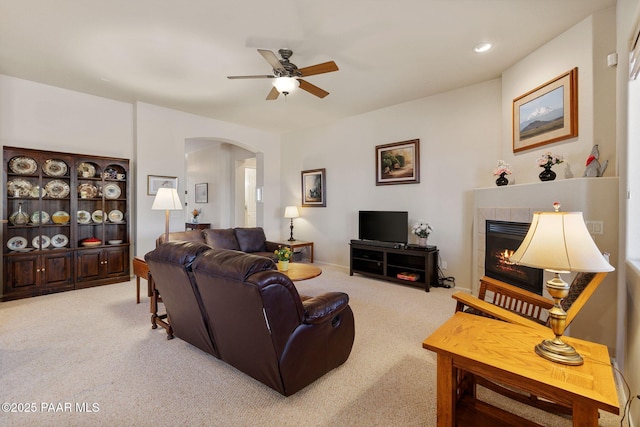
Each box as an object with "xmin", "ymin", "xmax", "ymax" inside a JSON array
[{"xmin": 441, "ymin": 261, "xmax": 448, "ymax": 270}]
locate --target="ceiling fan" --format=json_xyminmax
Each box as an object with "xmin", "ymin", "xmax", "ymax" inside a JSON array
[{"xmin": 227, "ymin": 49, "xmax": 339, "ymax": 100}]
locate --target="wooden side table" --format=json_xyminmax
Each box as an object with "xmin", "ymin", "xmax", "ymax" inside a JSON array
[
  {"xmin": 133, "ymin": 256, "xmax": 153, "ymax": 304},
  {"xmin": 423, "ymin": 312, "xmax": 619, "ymax": 426},
  {"xmin": 279, "ymin": 240, "xmax": 314, "ymax": 263},
  {"xmin": 185, "ymin": 222, "xmax": 211, "ymax": 231}
]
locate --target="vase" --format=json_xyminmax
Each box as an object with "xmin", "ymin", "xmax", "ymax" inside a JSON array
[
  {"xmin": 192, "ymin": 216, "xmax": 198, "ymax": 224},
  {"xmin": 278, "ymin": 260, "xmax": 289, "ymax": 271},
  {"xmin": 495, "ymin": 172, "xmax": 509, "ymax": 186},
  {"xmin": 539, "ymin": 166, "xmax": 556, "ymax": 182},
  {"xmin": 418, "ymin": 237, "xmax": 428, "ymax": 248},
  {"xmin": 9, "ymin": 202, "xmax": 29, "ymax": 226}
]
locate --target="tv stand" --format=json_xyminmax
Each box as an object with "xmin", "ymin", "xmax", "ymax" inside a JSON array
[{"xmin": 349, "ymin": 241, "xmax": 438, "ymax": 292}]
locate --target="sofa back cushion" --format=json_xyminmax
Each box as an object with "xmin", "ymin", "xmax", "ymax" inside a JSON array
[
  {"xmin": 234, "ymin": 227, "xmax": 267, "ymax": 252},
  {"xmin": 192, "ymin": 248, "xmax": 302, "ymax": 394},
  {"xmin": 145, "ymin": 241, "xmax": 217, "ymax": 357},
  {"xmin": 203, "ymin": 228, "xmax": 241, "ymax": 251},
  {"xmin": 156, "ymin": 230, "xmax": 206, "ymax": 246}
]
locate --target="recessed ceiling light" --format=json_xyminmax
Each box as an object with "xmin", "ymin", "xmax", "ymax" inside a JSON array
[{"xmin": 474, "ymin": 42, "xmax": 493, "ymax": 53}]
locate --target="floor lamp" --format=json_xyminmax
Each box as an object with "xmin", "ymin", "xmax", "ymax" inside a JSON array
[
  {"xmin": 284, "ymin": 206, "xmax": 300, "ymax": 241},
  {"xmin": 509, "ymin": 208, "xmax": 614, "ymax": 365},
  {"xmin": 152, "ymin": 187, "xmax": 183, "ymax": 243}
]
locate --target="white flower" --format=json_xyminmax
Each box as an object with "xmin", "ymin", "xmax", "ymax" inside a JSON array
[
  {"xmin": 493, "ymin": 160, "xmax": 512, "ymax": 176},
  {"xmin": 411, "ymin": 220, "xmax": 433, "ymax": 238}
]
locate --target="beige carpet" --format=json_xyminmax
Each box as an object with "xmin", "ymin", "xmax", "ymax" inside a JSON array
[{"xmin": 0, "ymin": 265, "xmax": 623, "ymax": 426}]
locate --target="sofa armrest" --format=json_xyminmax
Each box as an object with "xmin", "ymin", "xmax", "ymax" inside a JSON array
[
  {"xmin": 302, "ymin": 292, "xmax": 349, "ymax": 325},
  {"xmin": 264, "ymin": 240, "xmax": 281, "ymax": 253}
]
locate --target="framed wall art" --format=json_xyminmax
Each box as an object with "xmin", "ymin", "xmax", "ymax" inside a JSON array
[
  {"xmin": 195, "ymin": 183, "xmax": 208, "ymax": 203},
  {"xmin": 375, "ymin": 139, "xmax": 420, "ymax": 185},
  {"xmin": 301, "ymin": 168, "xmax": 326, "ymax": 207},
  {"xmin": 512, "ymin": 68, "xmax": 578, "ymax": 153},
  {"xmin": 147, "ymin": 175, "xmax": 178, "ymax": 196}
]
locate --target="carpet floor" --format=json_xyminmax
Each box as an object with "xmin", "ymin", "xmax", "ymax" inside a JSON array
[{"xmin": 0, "ymin": 264, "xmax": 623, "ymax": 426}]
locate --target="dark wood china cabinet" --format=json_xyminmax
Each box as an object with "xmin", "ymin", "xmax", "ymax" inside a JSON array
[{"xmin": 3, "ymin": 146, "xmax": 130, "ymax": 301}]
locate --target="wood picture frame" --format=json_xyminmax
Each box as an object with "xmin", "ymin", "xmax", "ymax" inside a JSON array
[
  {"xmin": 375, "ymin": 139, "xmax": 420, "ymax": 185},
  {"xmin": 195, "ymin": 183, "xmax": 208, "ymax": 203},
  {"xmin": 147, "ymin": 175, "xmax": 178, "ymax": 196},
  {"xmin": 301, "ymin": 168, "xmax": 326, "ymax": 207},
  {"xmin": 512, "ymin": 68, "xmax": 578, "ymax": 153}
]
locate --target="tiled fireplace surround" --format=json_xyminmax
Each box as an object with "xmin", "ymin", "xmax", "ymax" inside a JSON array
[{"xmin": 472, "ymin": 177, "xmax": 619, "ymax": 353}]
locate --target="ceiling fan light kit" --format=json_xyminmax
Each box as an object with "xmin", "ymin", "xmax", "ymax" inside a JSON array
[{"xmin": 228, "ymin": 48, "xmax": 339, "ymax": 101}]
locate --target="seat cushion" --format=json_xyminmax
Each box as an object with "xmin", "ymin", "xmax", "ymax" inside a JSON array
[
  {"xmin": 234, "ymin": 227, "xmax": 267, "ymax": 253},
  {"xmin": 203, "ymin": 228, "xmax": 241, "ymax": 251}
]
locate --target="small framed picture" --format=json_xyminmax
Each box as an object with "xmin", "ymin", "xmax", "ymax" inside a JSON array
[
  {"xmin": 195, "ymin": 183, "xmax": 208, "ymax": 203},
  {"xmin": 147, "ymin": 175, "xmax": 178, "ymax": 196},
  {"xmin": 512, "ymin": 68, "xmax": 578, "ymax": 153},
  {"xmin": 375, "ymin": 139, "xmax": 420, "ymax": 185},
  {"xmin": 301, "ymin": 168, "xmax": 326, "ymax": 207}
]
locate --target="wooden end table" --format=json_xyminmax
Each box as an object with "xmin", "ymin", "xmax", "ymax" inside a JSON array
[
  {"xmin": 279, "ymin": 240, "xmax": 314, "ymax": 263},
  {"xmin": 133, "ymin": 256, "xmax": 153, "ymax": 304},
  {"xmin": 423, "ymin": 312, "xmax": 619, "ymax": 427},
  {"xmin": 279, "ymin": 263, "xmax": 321, "ymax": 281}
]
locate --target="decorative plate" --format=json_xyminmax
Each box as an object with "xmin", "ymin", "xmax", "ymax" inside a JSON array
[
  {"xmin": 51, "ymin": 211, "xmax": 71, "ymax": 224},
  {"xmin": 108, "ymin": 209, "xmax": 124, "ymax": 223},
  {"xmin": 103, "ymin": 183, "xmax": 121, "ymax": 199},
  {"xmin": 30, "ymin": 211, "xmax": 50, "ymax": 225},
  {"xmin": 7, "ymin": 178, "xmax": 34, "ymax": 197},
  {"xmin": 9, "ymin": 156, "xmax": 38, "ymax": 175},
  {"xmin": 50, "ymin": 234, "xmax": 69, "ymax": 248},
  {"xmin": 45, "ymin": 180, "xmax": 70, "ymax": 198},
  {"xmin": 108, "ymin": 239, "xmax": 123, "ymax": 245},
  {"xmin": 77, "ymin": 183, "xmax": 98, "ymax": 198},
  {"xmin": 91, "ymin": 210, "xmax": 104, "ymax": 224},
  {"xmin": 32, "ymin": 235, "xmax": 51, "ymax": 250},
  {"xmin": 77, "ymin": 210, "xmax": 92, "ymax": 224},
  {"xmin": 29, "ymin": 186, "xmax": 46, "ymax": 198},
  {"xmin": 77, "ymin": 162, "xmax": 96, "ymax": 178},
  {"xmin": 43, "ymin": 159, "xmax": 68, "ymax": 177},
  {"xmin": 7, "ymin": 236, "xmax": 28, "ymax": 251}
]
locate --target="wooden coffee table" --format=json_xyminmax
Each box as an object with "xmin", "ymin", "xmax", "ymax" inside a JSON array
[{"xmin": 280, "ymin": 263, "xmax": 322, "ymax": 281}]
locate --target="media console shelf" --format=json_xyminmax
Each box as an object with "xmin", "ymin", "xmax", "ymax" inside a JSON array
[{"xmin": 349, "ymin": 241, "xmax": 438, "ymax": 292}]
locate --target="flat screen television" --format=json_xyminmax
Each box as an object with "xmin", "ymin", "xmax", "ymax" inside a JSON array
[{"xmin": 358, "ymin": 211, "xmax": 408, "ymax": 244}]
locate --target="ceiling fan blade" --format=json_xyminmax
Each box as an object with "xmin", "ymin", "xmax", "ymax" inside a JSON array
[
  {"xmin": 298, "ymin": 79, "xmax": 329, "ymax": 98},
  {"xmin": 227, "ymin": 74, "xmax": 275, "ymax": 79},
  {"xmin": 258, "ymin": 49, "xmax": 285, "ymax": 73},
  {"xmin": 299, "ymin": 61, "xmax": 339, "ymax": 77},
  {"xmin": 266, "ymin": 86, "xmax": 280, "ymax": 100}
]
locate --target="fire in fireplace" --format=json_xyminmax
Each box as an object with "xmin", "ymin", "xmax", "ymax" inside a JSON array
[{"xmin": 485, "ymin": 220, "xmax": 543, "ymax": 295}]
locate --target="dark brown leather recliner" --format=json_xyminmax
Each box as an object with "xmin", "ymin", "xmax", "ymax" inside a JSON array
[
  {"xmin": 144, "ymin": 241, "xmax": 218, "ymax": 357},
  {"xmin": 191, "ymin": 248, "xmax": 355, "ymax": 396}
]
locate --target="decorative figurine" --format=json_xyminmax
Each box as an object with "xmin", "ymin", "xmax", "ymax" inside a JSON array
[{"xmin": 584, "ymin": 144, "xmax": 608, "ymax": 177}]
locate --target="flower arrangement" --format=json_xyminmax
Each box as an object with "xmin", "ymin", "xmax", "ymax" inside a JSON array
[
  {"xmin": 537, "ymin": 152, "xmax": 564, "ymax": 168},
  {"xmin": 274, "ymin": 245, "xmax": 293, "ymax": 262},
  {"xmin": 192, "ymin": 208, "xmax": 202, "ymax": 218},
  {"xmin": 493, "ymin": 160, "xmax": 512, "ymax": 176},
  {"xmin": 411, "ymin": 220, "xmax": 433, "ymax": 238}
]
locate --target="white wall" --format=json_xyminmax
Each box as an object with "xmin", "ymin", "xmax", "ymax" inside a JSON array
[
  {"xmin": 281, "ymin": 79, "xmax": 502, "ymax": 289},
  {"xmin": 135, "ymin": 102, "xmax": 281, "ymax": 257},
  {"xmin": 500, "ymin": 9, "xmax": 617, "ymax": 185}
]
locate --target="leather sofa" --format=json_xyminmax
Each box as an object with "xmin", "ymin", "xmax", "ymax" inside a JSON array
[
  {"xmin": 156, "ymin": 226, "xmax": 280, "ymax": 260},
  {"xmin": 145, "ymin": 241, "xmax": 355, "ymax": 396}
]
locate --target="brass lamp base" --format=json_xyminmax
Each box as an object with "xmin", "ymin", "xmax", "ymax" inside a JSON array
[{"xmin": 535, "ymin": 339, "xmax": 584, "ymax": 366}]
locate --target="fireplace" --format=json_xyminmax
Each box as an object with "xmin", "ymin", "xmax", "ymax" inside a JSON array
[{"xmin": 485, "ymin": 220, "xmax": 543, "ymax": 295}]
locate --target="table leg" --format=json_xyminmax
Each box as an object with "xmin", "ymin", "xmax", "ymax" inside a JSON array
[
  {"xmin": 309, "ymin": 243, "xmax": 314, "ymax": 263},
  {"xmin": 572, "ymin": 402, "xmax": 599, "ymax": 427},
  {"xmin": 436, "ymin": 353, "xmax": 456, "ymax": 427},
  {"xmin": 136, "ymin": 276, "xmax": 141, "ymax": 304}
]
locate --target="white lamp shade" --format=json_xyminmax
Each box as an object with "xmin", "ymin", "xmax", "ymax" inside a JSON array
[
  {"xmin": 152, "ymin": 188, "xmax": 183, "ymax": 211},
  {"xmin": 273, "ymin": 77, "xmax": 299, "ymax": 94},
  {"xmin": 510, "ymin": 211, "xmax": 614, "ymax": 272},
  {"xmin": 284, "ymin": 205, "xmax": 300, "ymax": 219}
]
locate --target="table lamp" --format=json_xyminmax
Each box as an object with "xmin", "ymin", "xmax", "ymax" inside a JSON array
[
  {"xmin": 509, "ymin": 205, "xmax": 614, "ymax": 365},
  {"xmin": 284, "ymin": 206, "xmax": 300, "ymax": 241},
  {"xmin": 152, "ymin": 188, "xmax": 183, "ymax": 243}
]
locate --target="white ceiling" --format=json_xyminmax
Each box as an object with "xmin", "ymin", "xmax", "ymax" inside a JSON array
[{"xmin": 0, "ymin": 0, "xmax": 615, "ymax": 134}]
